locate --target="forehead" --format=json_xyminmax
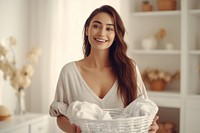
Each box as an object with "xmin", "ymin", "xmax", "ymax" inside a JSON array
[{"xmin": 91, "ymin": 12, "xmax": 114, "ymax": 25}]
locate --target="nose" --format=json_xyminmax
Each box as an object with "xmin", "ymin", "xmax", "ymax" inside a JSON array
[{"xmin": 98, "ymin": 27, "xmax": 106, "ymax": 36}]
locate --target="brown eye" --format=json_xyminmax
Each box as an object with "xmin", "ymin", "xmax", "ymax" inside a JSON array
[
  {"xmin": 93, "ymin": 24, "xmax": 100, "ymax": 29},
  {"xmin": 106, "ymin": 27, "xmax": 114, "ymax": 32}
]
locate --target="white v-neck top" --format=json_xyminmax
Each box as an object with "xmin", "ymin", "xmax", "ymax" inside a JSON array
[{"xmin": 49, "ymin": 61, "xmax": 147, "ymax": 117}]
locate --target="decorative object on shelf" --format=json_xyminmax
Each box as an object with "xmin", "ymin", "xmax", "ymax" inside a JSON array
[
  {"xmin": 149, "ymin": 79, "xmax": 166, "ymax": 91},
  {"xmin": 157, "ymin": 122, "xmax": 177, "ymax": 133},
  {"xmin": 141, "ymin": 36, "xmax": 157, "ymax": 50},
  {"xmin": 0, "ymin": 36, "xmax": 41, "ymax": 115},
  {"xmin": 157, "ymin": 0, "xmax": 177, "ymax": 11},
  {"xmin": 141, "ymin": 1, "xmax": 153, "ymax": 12},
  {"xmin": 155, "ymin": 28, "xmax": 167, "ymax": 49},
  {"xmin": 165, "ymin": 42, "xmax": 174, "ymax": 50},
  {"xmin": 15, "ymin": 88, "xmax": 26, "ymax": 115},
  {"xmin": 142, "ymin": 68, "xmax": 180, "ymax": 91},
  {"xmin": 0, "ymin": 105, "xmax": 11, "ymax": 121}
]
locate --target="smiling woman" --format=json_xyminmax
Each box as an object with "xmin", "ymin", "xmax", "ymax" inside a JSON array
[{"xmin": 49, "ymin": 5, "xmax": 159, "ymax": 133}]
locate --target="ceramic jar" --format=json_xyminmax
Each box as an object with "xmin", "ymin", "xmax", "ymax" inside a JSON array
[{"xmin": 141, "ymin": 36, "xmax": 157, "ymax": 50}]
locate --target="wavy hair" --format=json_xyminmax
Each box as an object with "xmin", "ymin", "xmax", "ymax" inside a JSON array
[{"xmin": 82, "ymin": 5, "xmax": 137, "ymax": 107}]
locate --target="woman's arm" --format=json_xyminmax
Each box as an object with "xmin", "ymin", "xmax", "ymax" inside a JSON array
[{"xmin": 57, "ymin": 115, "xmax": 81, "ymax": 133}]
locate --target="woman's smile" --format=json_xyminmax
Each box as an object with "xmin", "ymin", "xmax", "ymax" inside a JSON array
[{"xmin": 94, "ymin": 38, "xmax": 108, "ymax": 43}]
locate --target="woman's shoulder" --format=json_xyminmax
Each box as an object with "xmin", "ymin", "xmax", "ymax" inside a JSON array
[{"xmin": 60, "ymin": 61, "xmax": 76, "ymax": 74}]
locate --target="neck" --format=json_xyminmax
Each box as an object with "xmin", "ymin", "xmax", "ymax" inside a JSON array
[{"xmin": 86, "ymin": 50, "xmax": 111, "ymax": 68}]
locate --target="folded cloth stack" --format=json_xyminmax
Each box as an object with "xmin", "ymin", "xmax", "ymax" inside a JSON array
[{"xmin": 66, "ymin": 95, "xmax": 158, "ymax": 121}]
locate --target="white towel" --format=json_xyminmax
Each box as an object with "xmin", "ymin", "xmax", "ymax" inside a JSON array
[
  {"xmin": 121, "ymin": 95, "xmax": 158, "ymax": 118},
  {"xmin": 66, "ymin": 101, "xmax": 112, "ymax": 120}
]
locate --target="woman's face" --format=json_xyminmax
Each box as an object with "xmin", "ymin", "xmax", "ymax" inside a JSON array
[{"xmin": 86, "ymin": 12, "xmax": 115, "ymax": 51}]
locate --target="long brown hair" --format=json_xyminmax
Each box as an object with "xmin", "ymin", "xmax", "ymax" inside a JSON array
[{"xmin": 82, "ymin": 5, "xmax": 137, "ymax": 107}]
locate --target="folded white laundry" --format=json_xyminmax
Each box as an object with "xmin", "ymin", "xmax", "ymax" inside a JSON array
[
  {"xmin": 66, "ymin": 101, "xmax": 112, "ymax": 120},
  {"xmin": 121, "ymin": 95, "xmax": 158, "ymax": 118}
]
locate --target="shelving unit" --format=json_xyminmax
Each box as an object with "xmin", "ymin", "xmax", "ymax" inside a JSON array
[
  {"xmin": 123, "ymin": 0, "xmax": 200, "ymax": 132},
  {"xmin": 185, "ymin": 0, "xmax": 200, "ymax": 132}
]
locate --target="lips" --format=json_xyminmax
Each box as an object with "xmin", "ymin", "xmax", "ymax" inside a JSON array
[{"xmin": 95, "ymin": 38, "xmax": 108, "ymax": 43}]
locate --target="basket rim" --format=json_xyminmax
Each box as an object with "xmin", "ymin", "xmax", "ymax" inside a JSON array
[
  {"xmin": 71, "ymin": 115, "xmax": 151, "ymax": 122},
  {"xmin": 69, "ymin": 108, "xmax": 155, "ymax": 123}
]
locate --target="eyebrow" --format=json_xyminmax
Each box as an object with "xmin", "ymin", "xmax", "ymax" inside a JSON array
[{"xmin": 93, "ymin": 20, "xmax": 114, "ymax": 26}]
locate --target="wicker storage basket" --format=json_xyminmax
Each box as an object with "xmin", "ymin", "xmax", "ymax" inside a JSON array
[{"xmin": 69, "ymin": 109, "xmax": 154, "ymax": 133}]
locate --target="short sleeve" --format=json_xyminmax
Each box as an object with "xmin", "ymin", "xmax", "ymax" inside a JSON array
[
  {"xmin": 49, "ymin": 68, "xmax": 69, "ymax": 117},
  {"xmin": 135, "ymin": 65, "xmax": 148, "ymax": 99}
]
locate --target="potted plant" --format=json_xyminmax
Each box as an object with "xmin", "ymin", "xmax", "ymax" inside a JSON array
[{"xmin": 142, "ymin": 68, "xmax": 180, "ymax": 91}]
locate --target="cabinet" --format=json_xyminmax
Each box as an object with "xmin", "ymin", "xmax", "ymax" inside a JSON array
[
  {"xmin": 0, "ymin": 113, "xmax": 49, "ymax": 133},
  {"xmin": 123, "ymin": 0, "xmax": 200, "ymax": 133}
]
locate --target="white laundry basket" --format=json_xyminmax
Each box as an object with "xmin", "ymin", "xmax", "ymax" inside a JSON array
[{"xmin": 69, "ymin": 108, "xmax": 154, "ymax": 133}]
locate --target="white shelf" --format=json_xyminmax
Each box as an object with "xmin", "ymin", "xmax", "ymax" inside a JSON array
[
  {"xmin": 132, "ymin": 10, "xmax": 180, "ymax": 17},
  {"xmin": 131, "ymin": 50, "xmax": 181, "ymax": 55},
  {"xmin": 127, "ymin": 0, "xmax": 200, "ymax": 132},
  {"xmin": 189, "ymin": 50, "xmax": 200, "ymax": 55},
  {"xmin": 189, "ymin": 9, "xmax": 200, "ymax": 16},
  {"xmin": 186, "ymin": 94, "xmax": 200, "ymax": 99},
  {"xmin": 148, "ymin": 91, "xmax": 181, "ymax": 108},
  {"xmin": 0, "ymin": 113, "xmax": 48, "ymax": 133}
]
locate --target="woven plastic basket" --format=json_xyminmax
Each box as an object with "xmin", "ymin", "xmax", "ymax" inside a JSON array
[{"xmin": 69, "ymin": 109, "xmax": 154, "ymax": 133}]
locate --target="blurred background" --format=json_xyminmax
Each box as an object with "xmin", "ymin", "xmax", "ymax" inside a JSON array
[{"xmin": 1, "ymin": 0, "xmax": 200, "ymax": 133}]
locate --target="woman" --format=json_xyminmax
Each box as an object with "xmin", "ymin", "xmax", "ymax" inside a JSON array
[{"xmin": 49, "ymin": 5, "xmax": 159, "ymax": 133}]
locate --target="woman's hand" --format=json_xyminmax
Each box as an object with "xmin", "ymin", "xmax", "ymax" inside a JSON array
[
  {"xmin": 67, "ymin": 124, "xmax": 81, "ymax": 133},
  {"xmin": 149, "ymin": 115, "xmax": 159, "ymax": 133},
  {"xmin": 57, "ymin": 115, "xmax": 81, "ymax": 133}
]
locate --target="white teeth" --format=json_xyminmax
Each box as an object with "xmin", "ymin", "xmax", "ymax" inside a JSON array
[{"xmin": 96, "ymin": 38, "xmax": 106, "ymax": 42}]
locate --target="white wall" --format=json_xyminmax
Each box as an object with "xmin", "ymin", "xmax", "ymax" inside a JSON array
[{"xmin": 0, "ymin": 0, "xmax": 29, "ymax": 114}]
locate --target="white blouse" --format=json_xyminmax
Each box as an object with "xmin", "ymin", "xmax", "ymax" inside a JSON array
[{"xmin": 49, "ymin": 61, "xmax": 148, "ymax": 117}]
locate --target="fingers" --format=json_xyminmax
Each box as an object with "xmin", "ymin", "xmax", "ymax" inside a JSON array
[
  {"xmin": 149, "ymin": 124, "xmax": 159, "ymax": 133},
  {"xmin": 153, "ymin": 115, "xmax": 159, "ymax": 121},
  {"xmin": 75, "ymin": 125, "xmax": 81, "ymax": 133},
  {"xmin": 148, "ymin": 115, "xmax": 159, "ymax": 133}
]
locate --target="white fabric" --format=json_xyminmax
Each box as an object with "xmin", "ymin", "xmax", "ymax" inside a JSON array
[
  {"xmin": 66, "ymin": 95, "xmax": 158, "ymax": 121},
  {"xmin": 121, "ymin": 95, "xmax": 158, "ymax": 118},
  {"xmin": 49, "ymin": 61, "xmax": 148, "ymax": 117},
  {"xmin": 66, "ymin": 101, "xmax": 112, "ymax": 120}
]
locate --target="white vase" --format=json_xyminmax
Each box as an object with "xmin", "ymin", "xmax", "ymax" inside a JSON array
[
  {"xmin": 141, "ymin": 36, "xmax": 157, "ymax": 50},
  {"xmin": 165, "ymin": 42, "xmax": 174, "ymax": 50},
  {"xmin": 15, "ymin": 89, "xmax": 26, "ymax": 115}
]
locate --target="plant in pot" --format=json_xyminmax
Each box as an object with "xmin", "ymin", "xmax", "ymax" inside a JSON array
[{"xmin": 142, "ymin": 68, "xmax": 180, "ymax": 91}]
